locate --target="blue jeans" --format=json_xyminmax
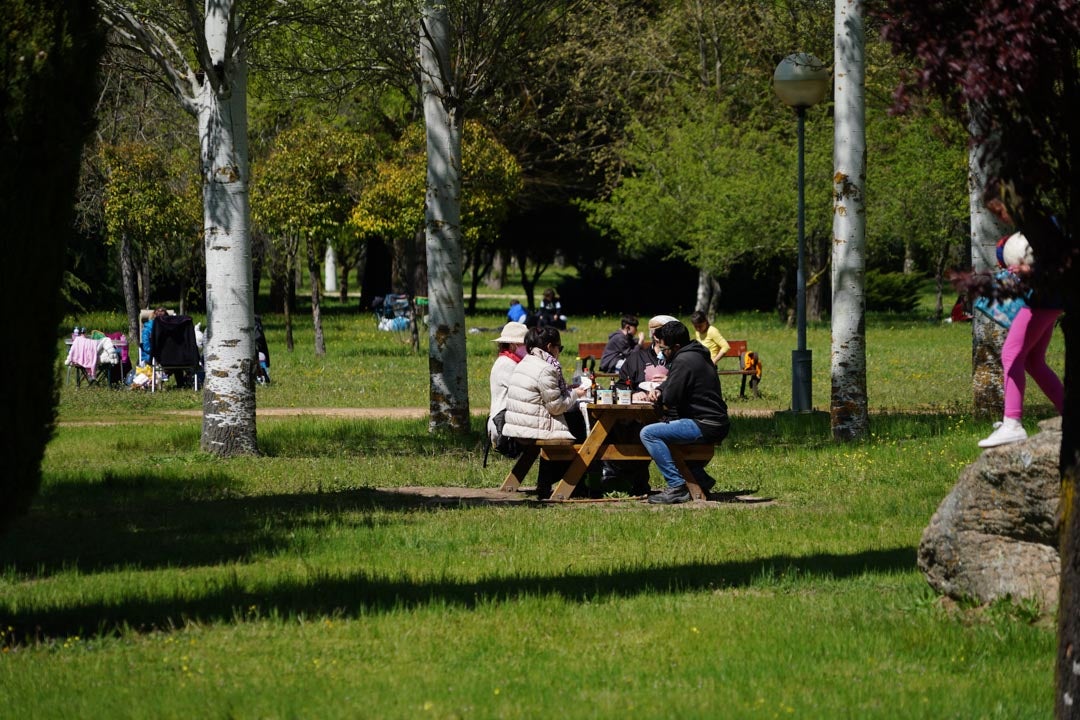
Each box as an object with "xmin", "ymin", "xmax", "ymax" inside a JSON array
[{"xmin": 640, "ymin": 419, "xmax": 710, "ymax": 488}]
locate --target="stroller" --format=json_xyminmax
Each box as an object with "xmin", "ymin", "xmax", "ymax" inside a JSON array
[{"xmin": 373, "ymin": 293, "xmax": 413, "ymax": 332}]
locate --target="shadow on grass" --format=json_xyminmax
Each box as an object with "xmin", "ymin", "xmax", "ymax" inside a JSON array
[
  {"xmin": 258, "ymin": 417, "xmax": 484, "ymax": 458},
  {"xmin": 0, "ymin": 474, "xmax": 437, "ymax": 577},
  {"xmin": 0, "ymin": 466, "xmax": 918, "ymax": 643},
  {"xmin": 0, "ymin": 541, "xmax": 915, "ymax": 644}
]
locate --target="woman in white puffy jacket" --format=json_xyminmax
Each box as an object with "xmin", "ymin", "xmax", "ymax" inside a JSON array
[{"xmin": 503, "ymin": 325, "xmax": 589, "ymax": 498}]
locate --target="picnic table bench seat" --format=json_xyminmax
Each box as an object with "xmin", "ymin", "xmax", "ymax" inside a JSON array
[{"xmin": 500, "ymin": 436, "xmax": 719, "ymax": 502}]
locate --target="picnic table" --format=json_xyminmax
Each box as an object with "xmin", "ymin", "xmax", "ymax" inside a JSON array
[{"xmin": 499, "ymin": 402, "xmax": 719, "ymax": 502}]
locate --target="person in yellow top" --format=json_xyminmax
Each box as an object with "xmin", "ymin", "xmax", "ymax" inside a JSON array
[{"xmin": 690, "ymin": 310, "xmax": 730, "ymax": 364}]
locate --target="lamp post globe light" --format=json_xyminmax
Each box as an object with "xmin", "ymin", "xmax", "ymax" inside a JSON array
[{"xmin": 773, "ymin": 53, "xmax": 829, "ymax": 413}]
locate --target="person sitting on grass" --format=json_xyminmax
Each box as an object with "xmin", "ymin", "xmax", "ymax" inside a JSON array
[
  {"xmin": 507, "ymin": 300, "xmax": 529, "ymax": 324},
  {"xmin": 600, "ymin": 314, "xmax": 642, "ymax": 373},
  {"xmin": 690, "ymin": 310, "xmax": 730, "ymax": 365},
  {"xmin": 640, "ymin": 320, "xmax": 730, "ymax": 505},
  {"xmin": 536, "ymin": 288, "xmax": 567, "ymax": 330}
]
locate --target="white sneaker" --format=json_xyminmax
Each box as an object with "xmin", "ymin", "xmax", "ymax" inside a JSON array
[{"xmin": 978, "ymin": 422, "xmax": 1027, "ymax": 448}]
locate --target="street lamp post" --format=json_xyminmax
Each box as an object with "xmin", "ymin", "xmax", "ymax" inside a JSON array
[{"xmin": 773, "ymin": 53, "xmax": 829, "ymax": 413}]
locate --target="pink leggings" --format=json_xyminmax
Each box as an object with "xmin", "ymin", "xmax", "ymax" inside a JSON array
[{"xmin": 1002, "ymin": 307, "xmax": 1063, "ymax": 419}]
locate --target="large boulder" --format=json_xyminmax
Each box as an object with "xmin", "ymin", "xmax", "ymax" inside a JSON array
[{"xmin": 918, "ymin": 417, "xmax": 1061, "ymax": 609}]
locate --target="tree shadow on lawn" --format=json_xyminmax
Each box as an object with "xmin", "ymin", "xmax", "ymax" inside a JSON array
[
  {"xmin": 1, "ymin": 468, "xmax": 771, "ymax": 581},
  {"xmin": 0, "ymin": 470, "xmax": 919, "ymax": 644},
  {"xmin": 0, "ymin": 472, "xmax": 472, "ymax": 578},
  {"xmin": 1, "ymin": 544, "xmax": 916, "ymax": 644}
]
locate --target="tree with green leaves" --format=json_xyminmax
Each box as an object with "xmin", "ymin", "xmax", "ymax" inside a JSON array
[
  {"xmin": 292, "ymin": 0, "xmax": 578, "ymax": 432},
  {"xmin": 586, "ymin": 92, "xmax": 833, "ymax": 315},
  {"xmin": 1, "ymin": 0, "xmax": 103, "ymax": 533},
  {"xmin": 251, "ymin": 119, "xmax": 377, "ymax": 356},
  {"xmin": 100, "ymin": 141, "xmax": 200, "ymax": 344},
  {"xmin": 349, "ymin": 120, "xmax": 522, "ymax": 312}
]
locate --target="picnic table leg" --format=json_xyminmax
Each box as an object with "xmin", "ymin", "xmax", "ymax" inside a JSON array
[
  {"xmin": 550, "ymin": 416, "xmax": 614, "ymax": 501},
  {"xmin": 740, "ymin": 373, "xmax": 748, "ymax": 399},
  {"xmin": 499, "ymin": 445, "xmax": 540, "ymax": 492},
  {"xmin": 673, "ymin": 447, "xmax": 715, "ymax": 502}
]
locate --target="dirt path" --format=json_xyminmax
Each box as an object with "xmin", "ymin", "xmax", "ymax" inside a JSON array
[{"xmin": 60, "ymin": 405, "xmax": 776, "ymax": 426}]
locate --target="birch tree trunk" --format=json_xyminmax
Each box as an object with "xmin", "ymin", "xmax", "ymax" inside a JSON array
[
  {"xmin": 421, "ymin": 4, "xmax": 470, "ymax": 433},
  {"xmin": 968, "ymin": 134, "xmax": 1007, "ymax": 419},
  {"xmin": 324, "ymin": 245, "xmax": 338, "ymax": 293},
  {"xmin": 101, "ymin": 0, "xmax": 258, "ymax": 456},
  {"xmin": 830, "ymin": 0, "xmax": 869, "ymax": 441},
  {"xmin": 198, "ymin": 44, "xmax": 258, "ymax": 456}
]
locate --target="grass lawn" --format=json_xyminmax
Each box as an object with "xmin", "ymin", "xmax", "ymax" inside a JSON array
[{"xmin": 0, "ymin": 291, "xmax": 1060, "ymax": 718}]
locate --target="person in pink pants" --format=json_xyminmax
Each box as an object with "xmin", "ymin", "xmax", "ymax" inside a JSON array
[
  {"xmin": 978, "ymin": 192, "xmax": 1064, "ymax": 448},
  {"xmin": 979, "ymin": 306, "xmax": 1064, "ymax": 447}
]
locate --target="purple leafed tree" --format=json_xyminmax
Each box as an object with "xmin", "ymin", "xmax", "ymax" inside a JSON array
[{"xmin": 873, "ymin": 1, "xmax": 1079, "ymax": 715}]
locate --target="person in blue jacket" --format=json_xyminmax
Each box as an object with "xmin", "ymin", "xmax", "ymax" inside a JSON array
[
  {"xmin": 507, "ymin": 300, "xmax": 528, "ymax": 324},
  {"xmin": 139, "ymin": 307, "xmax": 166, "ymax": 364}
]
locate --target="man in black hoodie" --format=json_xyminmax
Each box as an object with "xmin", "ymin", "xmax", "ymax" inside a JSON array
[{"xmin": 640, "ymin": 320, "xmax": 730, "ymax": 504}]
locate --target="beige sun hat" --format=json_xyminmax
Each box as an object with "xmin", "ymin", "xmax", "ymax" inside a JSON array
[
  {"xmin": 494, "ymin": 321, "xmax": 528, "ymax": 344},
  {"xmin": 647, "ymin": 314, "xmax": 678, "ymax": 332}
]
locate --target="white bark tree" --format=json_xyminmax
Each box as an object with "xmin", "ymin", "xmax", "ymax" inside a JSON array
[
  {"xmin": 102, "ymin": 0, "xmax": 258, "ymax": 455},
  {"xmin": 830, "ymin": 0, "xmax": 869, "ymax": 441},
  {"xmin": 967, "ymin": 124, "xmax": 1008, "ymax": 418},
  {"xmin": 324, "ymin": 246, "xmax": 338, "ymax": 293},
  {"xmin": 420, "ymin": 3, "xmax": 470, "ymax": 432}
]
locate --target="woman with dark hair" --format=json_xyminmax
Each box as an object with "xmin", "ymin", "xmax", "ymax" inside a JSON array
[{"xmin": 502, "ymin": 325, "xmax": 589, "ymax": 499}]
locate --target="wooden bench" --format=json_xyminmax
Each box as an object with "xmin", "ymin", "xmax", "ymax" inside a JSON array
[
  {"xmin": 575, "ymin": 341, "xmax": 613, "ymax": 377},
  {"xmin": 716, "ymin": 339, "xmax": 761, "ymax": 398},
  {"xmin": 499, "ymin": 438, "xmax": 718, "ymax": 502}
]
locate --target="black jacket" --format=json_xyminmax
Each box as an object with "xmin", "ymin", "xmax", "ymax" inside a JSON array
[
  {"xmin": 600, "ymin": 330, "xmax": 637, "ymax": 372},
  {"xmin": 656, "ymin": 340, "xmax": 729, "ymax": 442},
  {"xmin": 619, "ymin": 343, "xmax": 663, "ymax": 392}
]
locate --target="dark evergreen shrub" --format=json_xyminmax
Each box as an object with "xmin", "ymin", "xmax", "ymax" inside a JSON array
[
  {"xmin": 0, "ymin": 0, "xmax": 103, "ymax": 533},
  {"xmin": 864, "ymin": 269, "xmax": 924, "ymax": 313}
]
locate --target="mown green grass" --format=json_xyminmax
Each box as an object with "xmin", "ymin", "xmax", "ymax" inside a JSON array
[{"xmin": 5, "ymin": 296, "xmax": 1060, "ymax": 718}]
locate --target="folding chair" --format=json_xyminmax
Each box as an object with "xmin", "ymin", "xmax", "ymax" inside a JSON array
[
  {"xmin": 150, "ymin": 315, "xmax": 202, "ymax": 391},
  {"xmin": 65, "ymin": 334, "xmax": 121, "ymax": 387}
]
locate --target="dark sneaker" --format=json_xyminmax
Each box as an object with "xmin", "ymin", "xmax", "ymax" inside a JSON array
[{"xmin": 647, "ymin": 484, "xmax": 691, "ymax": 505}]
